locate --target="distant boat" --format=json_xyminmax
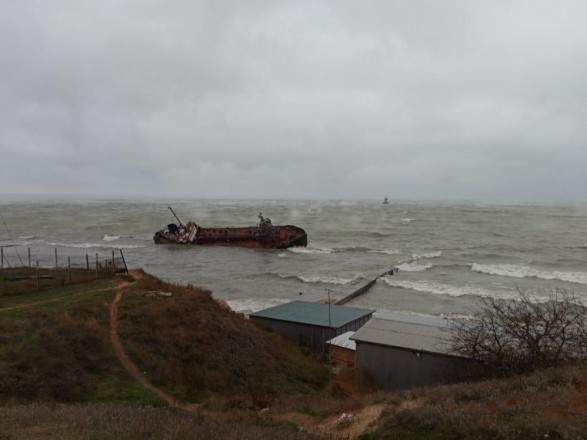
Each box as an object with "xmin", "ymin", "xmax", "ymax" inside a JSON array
[{"xmin": 382, "ymin": 197, "xmax": 389, "ymax": 205}]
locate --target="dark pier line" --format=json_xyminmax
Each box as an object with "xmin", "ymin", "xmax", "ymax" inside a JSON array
[{"xmin": 335, "ymin": 267, "xmax": 398, "ymax": 306}]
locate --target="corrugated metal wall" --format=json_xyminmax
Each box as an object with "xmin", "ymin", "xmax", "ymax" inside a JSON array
[
  {"xmin": 355, "ymin": 341, "xmax": 475, "ymax": 391},
  {"xmin": 251, "ymin": 314, "xmax": 371, "ymax": 354}
]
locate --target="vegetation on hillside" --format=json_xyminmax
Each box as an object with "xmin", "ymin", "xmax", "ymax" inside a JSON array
[
  {"xmin": 0, "ymin": 276, "xmax": 160, "ymax": 405},
  {"xmin": 452, "ymin": 289, "xmax": 587, "ymax": 373},
  {"xmin": 0, "ymin": 403, "xmax": 317, "ymax": 440},
  {"xmin": 367, "ymin": 364, "xmax": 587, "ymax": 439},
  {"xmin": 3, "ymin": 268, "xmax": 587, "ymax": 439},
  {"xmin": 0, "ymin": 269, "xmax": 328, "ymax": 409},
  {"xmin": 117, "ymin": 271, "xmax": 329, "ymax": 407}
]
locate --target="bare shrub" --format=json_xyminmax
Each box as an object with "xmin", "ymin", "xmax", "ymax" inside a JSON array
[{"xmin": 452, "ymin": 288, "xmax": 587, "ymax": 373}]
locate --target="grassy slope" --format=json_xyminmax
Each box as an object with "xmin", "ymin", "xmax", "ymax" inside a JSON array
[
  {"xmin": 0, "ymin": 403, "xmax": 317, "ymax": 440},
  {"xmin": 3, "ymin": 269, "xmax": 587, "ymax": 439},
  {"xmin": 0, "ymin": 270, "xmax": 328, "ymax": 407},
  {"xmin": 365, "ymin": 364, "xmax": 587, "ymax": 440},
  {"xmin": 117, "ymin": 271, "xmax": 329, "ymax": 407},
  {"xmin": 0, "ymin": 274, "xmax": 161, "ymax": 405}
]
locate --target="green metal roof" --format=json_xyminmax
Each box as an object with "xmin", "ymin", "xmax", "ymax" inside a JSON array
[{"xmin": 250, "ymin": 301, "xmax": 374, "ymax": 328}]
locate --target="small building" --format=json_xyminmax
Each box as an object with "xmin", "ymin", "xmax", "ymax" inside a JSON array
[
  {"xmin": 250, "ymin": 301, "xmax": 373, "ymax": 354},
  {"xmin": 351, "ymin": 316, "xmax": 476, "ymax": 391},
  {"xmin": 326, "ymin": 331, "xmax": 356, "ymax": 367}
]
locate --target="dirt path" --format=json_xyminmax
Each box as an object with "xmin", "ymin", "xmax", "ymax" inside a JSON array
[
  {"xmin": 275, "ymin": 403, "xmax": 386, "ymax": 439},
  {"xmin": 108, "ymin": 275, "xmax": 199, "ymax": 413}
]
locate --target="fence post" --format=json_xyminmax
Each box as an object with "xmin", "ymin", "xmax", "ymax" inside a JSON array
[
  {"xmin": 95, "ymin": 253, "xmax": 99, "ymax": 279},
  {"xmin": 1, "ymin": 247, "xmax": 3, "ymax": 269},
  {"xmin": 86, "ymin": 254, "xmax": 89, "ymax": 271},
  {"xmin": 36, "ymin": 260, "xmax": 40, "ymax": 290},
  {"xmin": 111, "ymin": 250, "xmax": 116, "ymax": 273},
  {"xmin": 119, "ymin": 249, "xmax": 129, "ymax": 274},
  {"xmin": 67, "ymin": 256, "xmax": 71, "ymax": 283},
  {"xmin": 28, "ymin": 248, "xmax": 31, "ymax": 268},
  {"xmin": 54, "ymin": 248, "xmax": 58, "ymax": 269}
]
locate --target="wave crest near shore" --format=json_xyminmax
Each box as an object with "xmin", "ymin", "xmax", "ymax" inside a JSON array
[
  {"xmin": 396, "ymin": 262, "xmax": 433, "ymax": 272},
  {"xmin": 471, "ymin": 263, "xmax": 587, "ymax": 285},
  {"xmin": 287, "ymin": 246, "xmax": 333, "ymax": 255},
  {"xmin": 278, "ymin": 273, "xmax": 366, "ymax": 285},
  {"xmin": 45, "ymin": 241, "xmax": 145, "ymax": 250},
  {"xmin": 381, "ymin": 277, "xmax": 509, "ymax": 298}
]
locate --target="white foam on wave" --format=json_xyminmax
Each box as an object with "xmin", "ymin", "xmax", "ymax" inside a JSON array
[
  {"xmin": 103, "ymin": 234, "xmax": 120, "ymax": 242},
  {"xmin": 412, "ymin": 251, "xmax": 442, "ymax": 260},
  {"xmin": 401, "ymin": 218, "xmax": 413, "ymax": 223},
  {"xmin": 226, "ymin": 298, "xmax": 290, "ymax": 313},
  {"xmin": 471, "ymin": 263, "xmax": 587, "ymax": 285},
  {"xmin": 381, "ymin": 276, "xmax": 505, "ymax": 298},
  {"xmin": 280, "ymin": 273, "xmax": 366, "ymax": 285},
  {"xmin": 368, "ymin": 249, "xmax": 400, "ymax": 255},
  {"xmin": 287, "ymin": 246, "xmax": 333, "ymax": 255},
  {"xmin": 45, "ymin": 241, "xmax": 145, "ymax": 250},
  {"xmin": 19, "ymin": 235, "xmax": 36, "ymax": 240},
  {"xmin": 396, "ymin": 262, "xmax": 433, "ymax": 272}
]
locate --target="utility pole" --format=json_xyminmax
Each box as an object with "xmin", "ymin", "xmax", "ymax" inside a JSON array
[{"xmin": 327, "ymin": 288, "xmax": 332, "ymax": 328}]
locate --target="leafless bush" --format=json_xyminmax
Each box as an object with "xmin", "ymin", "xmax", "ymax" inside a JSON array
[{"xmin": 452, "ymin": 288, "xmax": 587, "ymax": 373}]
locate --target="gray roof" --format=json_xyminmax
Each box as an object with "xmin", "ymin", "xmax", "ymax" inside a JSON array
[
  {"xmin": 326, "ymin": 331, "xmax": 356, "ymax": 350},
  {"xmin": 351, "ymin": 317, "xmax": 459, "ymax": 357},
  {"xmin": 250, "ymin": 301, "xmax": 373, "ymax": 328},
  {"xmin": 374, "ymin": 311, "xmax": 451, "ymax": 328}
]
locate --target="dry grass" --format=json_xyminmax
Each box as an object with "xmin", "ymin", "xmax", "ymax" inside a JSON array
[
  {"xmin": 0, "ymin": 278, "xmax": 158, "ymax": 405},
  {"xmin": 0, "ymin": 267, "xmax": 117, "ymax": 298},
  {"xmin": 7, "ymin": 269, "xmax": 587, "ymax": 439},
  {"xmin": 117, "ymin": 271, "xmax": 329, "ymax": 408},
  {"xmin": 0, "ymin": 403, "xmax": 317, "ymax": 440},
  {"xmin": 369, "ymin": 364, "xmax": 587, "ymax": 439},
  {"xmin": 0, "ymin": 270, "xmax": 328, "ymax": 408}
]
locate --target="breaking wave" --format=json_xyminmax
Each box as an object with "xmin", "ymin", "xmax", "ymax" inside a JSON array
[
  {"xmin": 287, "ymin": 246, "xmax": 333, "ymax": 255},
  {"xmin": 471, "ymin": 263, "xmax": 587, "ymax": 285},
  {"xmin": 396, "ymin": 262, "xmax": 433, "ymax": 272},
  {"xmin": 401, "ymin": 218, "xmax": 413, "ymax": 223},
  {"xmin": 279, "ymin": 273, "xmax": 366, "ymax": 285},
  {"xmin": 226, "ymin": 298, "xmax": 290, "ymax": 313},
  {"xmin": 45, "ymin": 241, "xmax": 145, "ymax": 250},
  {"xmin": 368, "ymin": 248, "xmax": 400, "ymax": 255},
  {"xmin": 18, "ymin": 235, "xmax": 36, "ymax": 240},
  {"xmin": 334, "ymin": 246, "xmax": 375, "ymax": 253},
  {"xmin": 381, "ymin": 277, "xmax": 506, "ymax": 298},
  {"xmin": 103, "ymin": 234, "xmax": 120, "ymax": 242},
  {"xmin": 412, "ymin": 251, "xmax": 442, "ymax": 260}
]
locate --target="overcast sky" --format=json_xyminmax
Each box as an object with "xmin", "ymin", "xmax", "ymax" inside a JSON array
[{"xmin": 1, "ymin": 1, "xmax": 586, "ymax": 201}]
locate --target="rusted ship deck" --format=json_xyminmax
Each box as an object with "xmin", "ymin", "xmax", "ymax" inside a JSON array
[{"xmin": 153, "ymin": 209, "xmax": 307, "ymax": 249}]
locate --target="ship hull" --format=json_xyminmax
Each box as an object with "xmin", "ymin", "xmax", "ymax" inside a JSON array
[{"xmin": 154, "ymin": 225, "xmax": 307, "ymax": 249}]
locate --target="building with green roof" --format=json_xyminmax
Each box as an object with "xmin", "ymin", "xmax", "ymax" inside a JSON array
[{"xmin": 250, "ymin": 301, "xmax": 373, "ymax": 354}]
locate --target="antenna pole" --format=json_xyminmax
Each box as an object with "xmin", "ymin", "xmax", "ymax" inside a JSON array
[
  {"xmin": 327, "ymin": 288, "xmax": 332, "ymax": 328},
  {"xmin": 168, "ymin": 206, "xmax": 184, "ymax": 227}
]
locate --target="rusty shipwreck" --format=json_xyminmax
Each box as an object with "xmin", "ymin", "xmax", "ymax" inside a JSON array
[{"xmin": 153, "ymin": 207, "xmax": 308, "ymax": 249}]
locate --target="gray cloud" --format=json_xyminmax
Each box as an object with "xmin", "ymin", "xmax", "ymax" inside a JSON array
[{"xmin": 1, "ymin": 0, "xmax": 586, "ymax": 201}]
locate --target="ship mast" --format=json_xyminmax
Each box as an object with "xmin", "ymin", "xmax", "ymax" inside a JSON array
[{"xmin": 168, "ymin": 206, "xmax": 184, "ymax": 227}]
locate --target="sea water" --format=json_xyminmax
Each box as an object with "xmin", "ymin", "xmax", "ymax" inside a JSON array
[{"xmin": 1, "ymin": 198, "xmax": 586, "ymax": 319}]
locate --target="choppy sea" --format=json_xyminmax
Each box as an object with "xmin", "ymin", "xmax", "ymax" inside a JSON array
[{"xmin": 1, "ymin": 198, "xmax": 586, "ymax": 319}]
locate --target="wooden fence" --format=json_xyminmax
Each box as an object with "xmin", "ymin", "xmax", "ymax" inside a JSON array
[{"xmin": 0, "ymin": 246, "xmax": 128, "ymax": 275}]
